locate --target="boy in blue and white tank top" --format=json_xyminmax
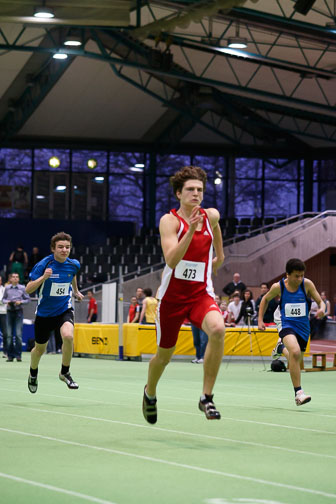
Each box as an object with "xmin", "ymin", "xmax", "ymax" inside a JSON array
[
  {"xmin": 25, "ymin": 232, "xmax": 84, "ymax": 394},
  {"xmin": 258, "ymin": 258, "xmax": 325, "ymax": 407}
]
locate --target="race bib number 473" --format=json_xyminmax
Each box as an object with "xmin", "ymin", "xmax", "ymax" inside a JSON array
[
  {"xmin": 285, "ymin": 302, "xmax": 306, "ymax": 318},
  {"xmin": 50, "ymin": 282, "xmax": 70, "ymax": 297},
  {"xmin": 174, "ymin": 260, "xmax": 205, "ymax": 282}
]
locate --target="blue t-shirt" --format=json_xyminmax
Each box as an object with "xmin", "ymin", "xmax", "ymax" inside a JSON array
[
  {"xmin": 279, "ymin": 278, "xmax": 310, "ymax": 341},
  {"xmin": 29, "ymin": 254, "xmax": 80, "ymax": 317}
]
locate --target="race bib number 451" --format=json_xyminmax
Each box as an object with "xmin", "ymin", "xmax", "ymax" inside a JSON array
[
  {"xmin": 174, "ymin": 260, "xmax": 205, "ymax": 282},
  {"xmin": 285, "ymin": 302, "xmax": 306, "ymax": 318},
  {"xmin": 50, "ymin": 282, "xmax": 70, "ymax": 297}
]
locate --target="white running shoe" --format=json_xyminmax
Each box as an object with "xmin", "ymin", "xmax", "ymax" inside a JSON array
[
  {"xmin": 191, "ymin": 358, "xmax": 199, "ymax": 363},
  {"xmin": 197, "ymin": 358, "xmax": 204, "ymax": 363},
  {"xmin": 295, "ymin": 390, "xmax": 311, "ymax": 406},
  {"xmin": 271, "ymin": 339, "xmax": 283, "ymax": 360}
]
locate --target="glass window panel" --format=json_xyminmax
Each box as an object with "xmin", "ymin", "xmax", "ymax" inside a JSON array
[
  {"xmin": 33, "ymin": 172, "xmax": 69, "ymax": 219},
  {"xmin": 72, "ymin": 173, "xmax": 88, "ymax": 220},
  {"xmin": 313, "ymin": 160, "xmax": 319, "ymax": 181},
  {"xmin": 72, "ymin": 150, "xmax": 107, "ymax": 173},
  {"xmin": 313, "ymin": 181, "xmax": 319, "ymax": 212},
  {"xmin": 264, "ymin": 181, "xmax": 298, "ymax": 217},
  {"xmin": 264, "ymin": 159, "xmax": 298, "ymax": 180},
  {"xmin": 155, "ymin": 176, "xmax": 175, "ymax": 226},
  {"xmin": 193, "ymin": 156, "xmax": 227, "ymax": 216},
  {"xmin": 156, "ymin": 154, "xmax": 191, "ymax": 176},
  {"xmin": 0, "ymin": 170, "xmax": 31, "ymax": 217},
  {"xmin": 319, "ymin": 160, "xmax": 336, "ymax": 181},
  {"xmin": 109, "ymin": 152, "xmax": 146, "ymax": 174},
  {"xmin": 34, "ymin": 148, "xmax": 70, "ymax": 171},
  {"xmin": 299, "ymin": 181, "xmax": 304, "ymax": 214},
  {"xmin": 0, "ymin": 148, "xmax": 32, "ymax": 170},
  {"xmin": 235, "ymin": 158, "xmax": 262, "ymax": 179},
  {"xmin": 233, "ymin": 179, "xmax": 262, "ymax": 218},
  {"xmin": 90, "ymin": 174, "xmax": 107, "ymax": 220},
  {"xmin": 320, "ymin": 181, "xmax": 336, "ymax": 211},
  {"xmin": 108, "ymin": 173, "xmax": 143, "ymax": 227}
]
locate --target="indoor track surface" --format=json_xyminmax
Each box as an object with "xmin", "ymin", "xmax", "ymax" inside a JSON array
[{"xmin": 1, "ymin": 354, "xmax": 335, "ymax": 504}]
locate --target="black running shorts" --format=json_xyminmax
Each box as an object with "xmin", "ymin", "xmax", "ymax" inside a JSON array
[
  {"xmin": 279, "ymin": 327, "xmax": 308, "ymax": 352},
  {"xmin": 34, "ymin": 309, "xmax": 74, "ymax": 344}
]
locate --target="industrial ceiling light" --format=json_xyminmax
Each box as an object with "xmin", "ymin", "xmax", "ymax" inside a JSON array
[
  {"xmin": 53, "ymin": 52, "xmax": 68, "ymax": 60},
  {"xmin": 64, "ymin": 35, "xmax": 82, "ymax": 47},
  {"xmin": 87, "ymin": 159, "xmax": 98, "ymax": 169},
  {"xmin": 294, "ymin": 0, "xmax": 317, "ymax": 15},
  {"xmin": 49, "ymin": 156, "xmax": 60, "ymax": 168},
  {"xmin": 34, "ymin": 1, "xmax": 54, "ymax": 19},
  {"xmin": 227, "ymin": 23, "xmax": 247, "ymax": 49}
]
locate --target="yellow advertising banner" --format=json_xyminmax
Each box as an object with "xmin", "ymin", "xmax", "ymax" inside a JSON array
[
  {"xmin": 74, "ymin": 323, "xmax": 119, "ymax": 355},
  {"xmin": 75, "ymin": 323, "xmax": 310, "ymax": 358}
]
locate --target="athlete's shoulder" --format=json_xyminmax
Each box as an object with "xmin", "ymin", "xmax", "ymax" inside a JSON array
[
  {"xmin": 204, "ymin": 208, "xmax": 220, "ymax": 223},
  {"xmin": 40, "ymin": 254, "xmax": 54, "ymax": 265},
  {"xmin": 67, "ymin": 257, "xmax": 80, "ymax": 270},
  {"xmin": 160, "ymin": 211, "xmax": 180, "ymax": 229},
  {"xmin": 32, "ymin": 254, "xmax": 53, "ymax": 271}
]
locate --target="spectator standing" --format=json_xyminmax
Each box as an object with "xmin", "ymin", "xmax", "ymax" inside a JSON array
[
  {"xmin": 136, "ymin": 287, "xmax": 145, "ymax": 309},
  {"xmin": 127, "ymin": 296, "xmax": 140, "ymax": 323},
  {"xmin": 27, "ymin": 246, "xmax": 42, "ymax": 275},
  {"xmin": 190, "ymin": 324, "xmax": 208, "ymax": 364},
  {"xmin": 9, "ymin": 245, "xmax": 28, "ymax": 284},
  {"xmin": 139, "ymin": 288, "xmax": 158, "ymax": 324},
  {"xmin": 235, "ymin": 289, "xmax": 256, "ymax": 326},
  {"xmin": 0, "ymin": 276, "xmax": 8, "ymax": 358},
  {"xmin": 2, "ymin": 272, "xmax": 30, "ymax": 362},
  {"xmin": 223, "ymin": 272, "xmax": 246, "ymax": 297},
  {"xmin": 87, "ymin": 290, "xmax": 98, "ymax": 323},
  {"xmin": 255, "ymin": 282, "xmax": 278, "ymax": 325},
  {"xmin": 227, "ymin": 292, "xmax": 242, "ymax": 326}
]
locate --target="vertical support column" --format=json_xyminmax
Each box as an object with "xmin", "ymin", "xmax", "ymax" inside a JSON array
[
  {"xmin": 136, "ymin": 0, "xmax": 141, "ymax": 28},
  {"xmin": 118, "ymin": 266, "xmax": 124, "ymax": 360},
  {"xmin": 303, "ymin": 158, "xmax": 313, "ymax": 212},
  {"xmin": 148, "ymin": 152, "xmax": 157, "ymax": 228}
]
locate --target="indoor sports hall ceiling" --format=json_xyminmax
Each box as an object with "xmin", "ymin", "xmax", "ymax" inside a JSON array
[{"xmin": 0, "ymin": 0, "xmax": 336, "ymax": 156}]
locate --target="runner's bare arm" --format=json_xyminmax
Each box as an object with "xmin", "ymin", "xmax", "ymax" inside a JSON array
[
  {"xmin": 206, "ymin": 208, "xmax": 224, "ymax": 275},
  {"xmin": 25, "ymin": 268, "xmax": 52, "ymax": 294},
  {"xmin": 72, "ymin": 276, "xmax": 84, "ymax": 301},
  {"xmin": 305, "ymin": 279, "xmax": 326, "ymax": 318}
]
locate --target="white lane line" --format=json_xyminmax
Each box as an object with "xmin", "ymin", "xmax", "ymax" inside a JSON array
[
  {"xmin": 4, "ymin": 403, "xmax": 336, "ymax": 461},
  {"xmin": 0, "ymin": 472, "xmax": 117, "ymax": 504},
  {"xmin": 1, "ymin": 386, "xmax": 335, "ymax": 435},
  {"xmin": 0, "ymin": 427, "xmax": 335, "ymax": 500}
]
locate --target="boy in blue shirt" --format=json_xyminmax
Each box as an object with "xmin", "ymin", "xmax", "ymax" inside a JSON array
[
  {"xmin": 258, "ymin": 258, "xmax": 325, "ymax": 406},
  {"xmin": 26, "ymin": 232, "xmax": 83, "ymax": 393}
]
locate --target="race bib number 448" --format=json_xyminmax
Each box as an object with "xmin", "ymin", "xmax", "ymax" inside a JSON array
[
  {"xmin": 50, "ymin": 282, "xmax": 70, "ymax": 297},
  {"xmin": 285, "ymin": 302, "xmax": 306, "ymax": 318},
  {"xmin": 174, "ymin": 260, "xmax": 205, "ymax": 282}
]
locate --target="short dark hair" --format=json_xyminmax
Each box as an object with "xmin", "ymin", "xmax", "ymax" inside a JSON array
[
  {"xmin": 286, "ymin": 258, "xmax": 306, "ymax": 275},
  {"xmin": 50, "ymin": 232, "xmax": 72, "ymax": 250},
  {"xmin": 260, "ymin": 282, "xmax": 268, "ymax": 288},
  {"xmin": 170, "ymin": 166, "xmax": 207, "ymax": 197},
  {"xmin": 144, "ymin": 288, "xmax": 153, "ymax": 297}
]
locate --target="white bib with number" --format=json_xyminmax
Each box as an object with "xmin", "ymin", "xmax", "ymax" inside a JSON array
[
  {"xmin": 50, "ymin": 282, "xmax": 70, "ymax": 297},
  {"xmin": 285, "ymin": 302, "xmax": 306, "ymax": 318},
  {"xmin": 174, "ymin": 260, "xmax": 205, "ymax": 282}
]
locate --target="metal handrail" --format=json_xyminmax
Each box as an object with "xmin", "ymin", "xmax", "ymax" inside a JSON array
[{"xmin": 224, "ymin": 210, "xmax": 336, "ymax": 260}]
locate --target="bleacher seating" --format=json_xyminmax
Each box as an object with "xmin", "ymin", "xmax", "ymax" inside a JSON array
[{"xmin": 75, "ymin": 216, "xmax": 289, "ymax": 288}]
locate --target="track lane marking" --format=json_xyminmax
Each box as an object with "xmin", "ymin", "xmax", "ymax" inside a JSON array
[
  {"xmin": 0, "ymin": 471, "xmax": 117, "ymax": 504},
  {"xmin": 0, "ymin": 427, "xmax": 335, "ymax": 500}
]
